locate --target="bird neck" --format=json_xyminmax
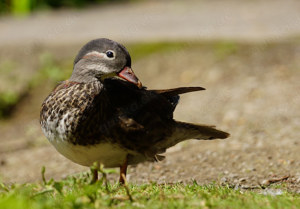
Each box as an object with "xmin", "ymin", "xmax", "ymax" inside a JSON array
[{"xmin": 70, "ymin": 62, "xmax": 100, "ymax": 83}]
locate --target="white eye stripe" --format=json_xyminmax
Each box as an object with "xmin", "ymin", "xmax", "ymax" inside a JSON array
[
  {"xmin": 83, "ymin": 51, "xmax": 104, "ymax": 59},
  {"xmin": 83, "ymin": 50, "xmax": 115, "ymax": 60}
]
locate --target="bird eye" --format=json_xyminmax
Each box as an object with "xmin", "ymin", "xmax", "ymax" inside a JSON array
[{"xmin": 106, "ymin": 50, "xmax": 114, "ymax": 58}]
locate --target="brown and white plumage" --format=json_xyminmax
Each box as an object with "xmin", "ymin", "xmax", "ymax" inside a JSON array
[{"xmin": 40, "ymin": 38, "xmax": 229, "ymax": 183}]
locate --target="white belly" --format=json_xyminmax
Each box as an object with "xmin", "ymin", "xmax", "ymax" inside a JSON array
[{"xmin": 50, "ymin": 139, "xmax": 128, "ymax": 168}]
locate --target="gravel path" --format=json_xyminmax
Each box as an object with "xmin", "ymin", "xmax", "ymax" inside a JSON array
[{"xmin": 1, "ymin": 0, "xmax": 300, "ymax": 46}]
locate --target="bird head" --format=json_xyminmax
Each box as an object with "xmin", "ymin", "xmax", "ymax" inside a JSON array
[{"xmin": 70, "ymin": 38, "xmax": 142, "ymax": 88}]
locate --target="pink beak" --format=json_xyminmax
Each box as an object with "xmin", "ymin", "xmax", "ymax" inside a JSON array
[{"xmin": 118, "ymin": 67, "xmax": 142, "ymax": 89}]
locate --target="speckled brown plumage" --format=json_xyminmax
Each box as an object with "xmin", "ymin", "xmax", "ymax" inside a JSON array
[{"xmin": 40, "ymin": 80, "xmax": 104, "ymax": 145}]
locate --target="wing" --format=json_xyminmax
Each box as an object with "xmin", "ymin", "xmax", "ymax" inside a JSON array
[
  {"xmin": 151, "ymin": 86, "xmax": 205, "ymax": 111},
  {"xmin": 102, "ymin": 79, "xmax": 177, "ymax": 151},
  {"xmin": 96, "ymin": 79, "xmax": 229, "ymax": 163},
  {"xmin": 101, "ymin": 79, "xmax": 209, "ymax": 154},
  {"xmin": 151, "ymin": 86, "xmax": 205, "ymax": 96},
  {"xmin": 103, "ymin": 79, "xmax": 176, "ymax": 121}
]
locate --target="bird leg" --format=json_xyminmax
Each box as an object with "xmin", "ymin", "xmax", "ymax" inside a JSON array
[{"xmin": 119, "ymin": 156, "xmax": 128, "ymax": 184}]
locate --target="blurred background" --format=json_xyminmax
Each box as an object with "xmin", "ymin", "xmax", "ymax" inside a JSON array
[{"xmin": 0, "ymin": 0, "xmax": 299, "ymax": 191}]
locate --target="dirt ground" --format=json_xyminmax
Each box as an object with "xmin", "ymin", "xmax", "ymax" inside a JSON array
[{"xmin": 0, "ymin": 42, "xmax": 299, "ymax": 193}]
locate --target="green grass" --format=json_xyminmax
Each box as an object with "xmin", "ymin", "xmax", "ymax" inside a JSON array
[
  {"xmin": 0, "ymin": 167, "xmax": 299, "ymax": 209},
  {"xmin": 0, "ymin": 0, "xmax": 131, "ymax": 15},
  {"xmin": 213, "ymin": 41, "xmax": 239, "ymax": 60}
]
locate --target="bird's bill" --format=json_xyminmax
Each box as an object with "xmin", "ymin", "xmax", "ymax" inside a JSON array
[{"xmin": 118, "ymin": 67, "xmax": 142, "ymax": 88}]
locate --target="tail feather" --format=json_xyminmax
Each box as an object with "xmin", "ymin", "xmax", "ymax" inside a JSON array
[{"xmin": 154, "ymin": 121, "xmax": 230, "ymax": 153}]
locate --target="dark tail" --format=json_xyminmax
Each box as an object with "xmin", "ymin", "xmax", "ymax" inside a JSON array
[
  {"xmin": 154, "ymin": 121, "xmax": 230, "ymax": 153},
  {"xmin": 175, "ymin": 121, "xmax": 230, "ymax": 140}
]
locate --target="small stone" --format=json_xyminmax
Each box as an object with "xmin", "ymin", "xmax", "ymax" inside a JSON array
[
  {"xmin": 239, "ymin": 178, "xmax": 247, "ymax": 183},
  {"xmin": 220, "ymin": 177, "xmax": 227, "ymax": 183},
  {"xmin": 234, "ymin": 184, "xmax": 240, "ymax": 190},
  {"xmin": 228, "ymin": 173, "xmax": 239, "ymax": 178},
  {"xmin": 261, "ymin": 179, "xmax": 270, "ymax": 186}
]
